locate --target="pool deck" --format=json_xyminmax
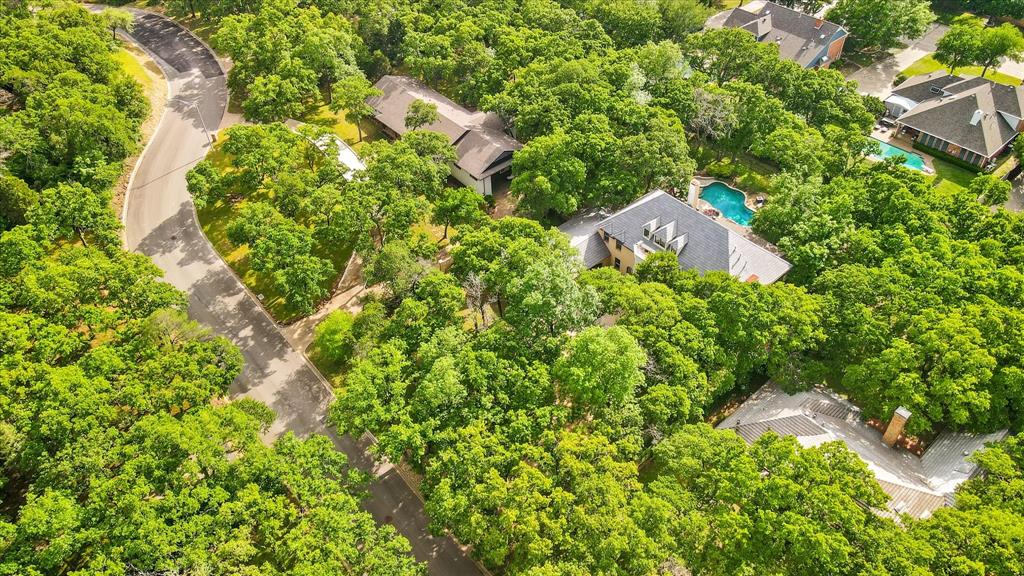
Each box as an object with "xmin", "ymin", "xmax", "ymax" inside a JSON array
[{"xmin": 870, "ymin": 126, "xmax": 937, "ymax": 173}]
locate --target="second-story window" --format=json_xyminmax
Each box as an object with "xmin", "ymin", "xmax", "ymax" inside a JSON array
[{"xmin": 615, "ymin": 239, "xmax": 622, "ymax": 250}]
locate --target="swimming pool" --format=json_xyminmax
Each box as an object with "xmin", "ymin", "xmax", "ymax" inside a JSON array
[
  {"xmin": 700, "ymin": 181, "xmax": 754, "ymax": 226},
  {"xmin": 870, "ymin": 138, "xmax": 927, "ymax": 172}
]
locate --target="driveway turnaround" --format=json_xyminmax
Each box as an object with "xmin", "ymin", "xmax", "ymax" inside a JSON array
[{"xmin": 118, "ymin": 10, "xmax": 482, "ymax": 575}]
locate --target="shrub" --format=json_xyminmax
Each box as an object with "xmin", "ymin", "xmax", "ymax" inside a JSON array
[{"xmin": 311, "ymin": 310, "xmax": 356, "ymax": 370}]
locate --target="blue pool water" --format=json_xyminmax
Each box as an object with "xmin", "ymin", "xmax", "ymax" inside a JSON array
[
  {"xmin": 870, "ymin": 138, "xmax": 927, "ymax": 171},
  {"xmin": 700, "ymin": 181, "xmax": 754, "ymax": 226}
]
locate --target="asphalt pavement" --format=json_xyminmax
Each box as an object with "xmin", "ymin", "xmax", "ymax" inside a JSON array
[
  {"xmin": 116, "ymin": 9, "xmax": 483, "ymax": 575},
  {"xmin": 847, "ymin": 23, "xmax": 948, "ymax": 97}
]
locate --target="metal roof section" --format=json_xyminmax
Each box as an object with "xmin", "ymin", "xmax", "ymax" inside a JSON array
[
  {"xmin": 559, "ymin": 208, "xmax": 613, "ymax": 268},
  {"xmin": 717, "ymin": 382, "xmax": 1008, "ymax": 519}
]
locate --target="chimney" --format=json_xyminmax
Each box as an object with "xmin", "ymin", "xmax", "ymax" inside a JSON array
[
  {"xmin": 882, "ymin": 407, "xmax": 912, "ymax": 447},
  {"xmin": 814, "ymin": 18, "xmax": 823, "ymax": 29},
  {"xmin": 970, "ymin": 109, "xmax": 984, "ymax": 126}
]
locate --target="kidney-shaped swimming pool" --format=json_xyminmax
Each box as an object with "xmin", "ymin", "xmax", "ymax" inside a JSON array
[{"xmin": 700, "ymin": 181, "xmax": 754, "ymax": 226}]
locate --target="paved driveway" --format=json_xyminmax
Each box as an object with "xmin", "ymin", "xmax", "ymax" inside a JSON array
[
  {"xmin": 999, "ymin": 59, "xmax": 1024, "ymax": 80},
  {"xmin": 1010, "ymin": 175, "xmax": 1024, "ymax": 212},
  {"xmin": 848, "ymin": 23, "xmax": 948, "ymax": 97},
  {"xmin": 116, "ymin": 9, "xmax": 483, "ymax": 575}
]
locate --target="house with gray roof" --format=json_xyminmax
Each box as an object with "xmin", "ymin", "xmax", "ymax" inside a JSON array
[
  {"xmin": 367, "ymin": 75, "xmax": 522, "ymax": 196},
  {"xmin": 885, "ymin": 71, "xmax": 1024, "ymax": 167},
  {"xmin": 711, "ymin": 0, "xmax": 848, "ymax": 69},
  {"xmin": 718, "ymin": 382, "xmax": 1008, "ymax": 519},
  {"xmin": 559, "ymin": 190, "xmax": 791, "ymax": 284}
]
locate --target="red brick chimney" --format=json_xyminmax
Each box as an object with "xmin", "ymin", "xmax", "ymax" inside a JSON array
[
  {"xmin": 882, "ymin": 407, "xmax": 912, "ymax": 448},
  {"xmin": 814, "ymin": 18, "xmax": 824, "ymax": 29}
]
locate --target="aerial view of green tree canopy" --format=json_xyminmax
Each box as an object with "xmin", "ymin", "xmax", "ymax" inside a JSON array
[
  {"xmin": 826, "ymin": 0, "xmax": 936, "ymax": 51},
  {"xmin": 211, "ymin": 0, "xmax": 368, "ymax": 121},
  {"xmin": 324, "ymin": 210, "xmax": 1023, "ymax": 574},
  {"xmin": 0, "ymin": 232, "xmax": 425, "ymax": 576},
  {"xmin": 945, "ymin": 0, "xmax": 1024, "ymax": 20},
  {"xmin": 0, "ymin": 3, "xmax": 147, "ymax": 197},
  {"xmin": 187, "ymin": 122, "xmax": 455, "ymax": 317},
  {"xmin": 936, "ymin": 15, "xmax": 1024, "ymax": 77},
  {"xmin": 0, "ymin": 5, "xmax": 425, "ymax": 574},
  {"xmin": 754, "ymin": 162, "xmax": 1024, "ymax": 435},
  {"xmin": 7, "ymin": 1, "xmax": 1024, "ymax": 575}
]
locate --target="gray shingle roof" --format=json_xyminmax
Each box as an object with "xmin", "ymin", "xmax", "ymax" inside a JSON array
[
  {"xmin": 722, "ymin": 0, "xmax": 846, "ymax": 68},
  {"xmin": 898, "ymin": 83, "xmax": 1019, "ymax": 158},
  {"xmin": 596, "ymin": 190, "xmax": 791, "ymax": 284},
  {"xmin": 890, "ymin": 70, "xmax": 965, "ymax": 103},
  {"xmin": 718, "ymin": 382, "xmax": 1008, "ymax": 519},
  {"xmin": 891, "ymin": 73, "xmax": 1024, "ymax": 158},
  {"xmin": 367, "ymin": 75, "xmax": 522, "ymax": 180}
]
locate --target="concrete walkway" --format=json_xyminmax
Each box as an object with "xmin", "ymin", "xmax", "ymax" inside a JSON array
[
  {"xmin": 281, "ymin": 253, "xmax": 381, "ymax": 353},
  {"xmin": 848, "ymin": 23, "xmax": 948, "ymax": 97}
]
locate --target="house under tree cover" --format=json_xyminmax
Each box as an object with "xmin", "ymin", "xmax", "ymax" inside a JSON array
[
  {"xmin": 710, "ymin": 0, "xmax": 848, "ymax": 69},
  {"xmin": 560, "ymin": 190, "xmax": 791, "ymax": 284},
  {"xmin": 367, "ymin": 75, "xmax": 522, "ymax": 196}
]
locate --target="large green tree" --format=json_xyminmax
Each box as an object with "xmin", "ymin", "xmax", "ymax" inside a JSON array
[
  {"xmin": 826, "ymin": 0, "xmax": 935, "ymax": 51},
  {"xmin": 212, "ymin": 0, "xmax": 365, "ymax": 121}
]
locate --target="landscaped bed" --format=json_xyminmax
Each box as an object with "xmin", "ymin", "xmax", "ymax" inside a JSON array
[{"xmin": 691, "ymin": 143, "xmax": 777, "ymax": 198}]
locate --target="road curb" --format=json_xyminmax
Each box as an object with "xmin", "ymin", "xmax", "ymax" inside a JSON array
[{"xmin": 118, "ymin": 31, "xmax": 173, "ymax": 235}]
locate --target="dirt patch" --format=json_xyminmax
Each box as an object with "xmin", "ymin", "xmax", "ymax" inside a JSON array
[{"xmin": 113, "ymin": 42, "xmax": 168, "ymax": 221}]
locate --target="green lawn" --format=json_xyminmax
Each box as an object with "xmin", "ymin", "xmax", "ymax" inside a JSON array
[
  {"xmin": 929, "ymin": 157, "xmax": 981, "ymax": 197},
  {"xmin": 901, "ymin": 54, "xmax": 1022, "ymax": 86},
  {"xmin": 300, "ymin": 105, "xmax": 383, "ymax": 152},
  {"xmin": 114, "ymin": 47, "xmax": 153, "ymax": 93},
  {"xmin": 196, "ymin": 140, "xmax": 354, "ymax": 323}
]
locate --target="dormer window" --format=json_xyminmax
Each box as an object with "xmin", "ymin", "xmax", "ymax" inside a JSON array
[
  {"xmin": 654, "ymin": 236, "xmax": 666, "ymax": 248},
  {"xmin": 643, "ymin": 227, "xmax": 650, "ymax": 238}
]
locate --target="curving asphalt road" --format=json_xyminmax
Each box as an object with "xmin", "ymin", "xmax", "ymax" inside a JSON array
[{"xmin": 116, "ymin": 10, "xmax": 482, "ymax": 575}]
